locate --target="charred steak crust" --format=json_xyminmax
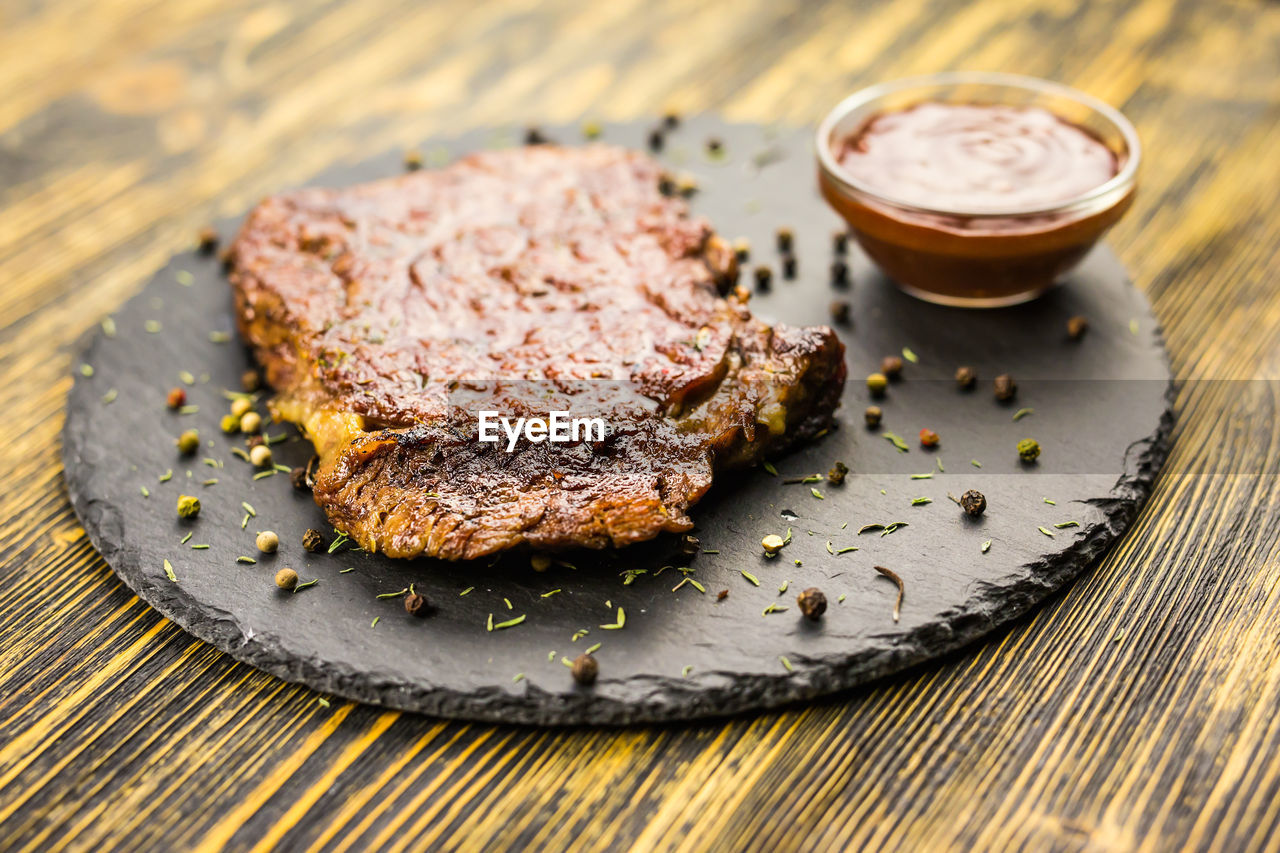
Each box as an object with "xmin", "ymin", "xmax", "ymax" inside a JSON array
[{"xmin": 230, "ymin": 145, "xmax": 846, "ymax": 560}]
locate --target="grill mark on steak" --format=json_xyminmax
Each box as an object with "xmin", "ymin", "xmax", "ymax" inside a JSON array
[{"xmin": 230, "ymin": 145, "xmax": 846, "ymax": 560}]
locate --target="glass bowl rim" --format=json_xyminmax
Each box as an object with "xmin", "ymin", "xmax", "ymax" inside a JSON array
[{"xmin": 815, "ymin": 71, "xmax": 1142, "ymax": 219}]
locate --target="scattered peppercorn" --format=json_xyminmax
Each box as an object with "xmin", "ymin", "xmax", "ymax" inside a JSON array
[
  {"xmin": 197, "ymin": 226, "xmax": 219, "ymax": 254},
  {"xmin": 919, "ymin": 428, "xmax": 940, "ymax": 447},
  {"xmin": 830, "ymin": 259, "xmax": 849, "ymax": 288},
  {"xmin": 1067, "ymin": 315, "xmax": 1089, "ymax": 340},
  {"xmin": 778, "ymin": 254, "xmax": 796, "ymax": 280},
  {"xmin": 678, "ymin": 534, "xmax": 701, "ymax": 556},
  {"xmin": 221, "ymin": 414, "xmax": 241, "ymax": 434},
  {"xmin": 571, "ymin": 653, "xmax": 599, "ymax": 686},
  {"xmin": 830, "ymin": 301, "xmax": 851, "ymax": 325},
  {"xmin": 231, "ymin": 397, "xmax": 252, "ymax": 418},
  {"xmin": 218, "ymin": 246, "xmax": 234, "ymax": 270},
  {"xmin": 866, "ymin": 373, "xmax": 888, "ymax": 396},
  {"xmin": 249, "ymin": 444, "xmax": 273, "ymax": 467},
  {"xmin": 176, "ymin": 494, "xmax": 200, "ymax": 519},
  {"xmin": 733, "ymin": 237, "xmax": 751, "ymax": 261},
  {"xmin": 403, "ymin": 149, "xmax": 423, "ymax": 171},
  {"xmin": 827, "ymin": 461, "xmax": 849, "ymax": 485},
  {"xmin": 797, "ymin": 587, "xmax": 827, "ymax": 620},
  {"xmin": 531, "ymin": 553, "xmax": 552, "ymax": 572},
  {"xmin": 256, "ymin": 530, "xmax": 280, "ymax": 553},
  {"xmin": 1017, "ymin": 438, "xmax": 1041, "ymax": 463},
  {"xmin": 994, "ymin": 374, "xmax": 1017, "ymax": 402},
  {"xmin": 246, "ymin": 434, "xmax": 265, "ymax": 449},
  {"xmin": 647, "ymin": 128, "xmax": 665, "ymax": 152},
  {"xmin": 864, "ymin": 406, "xmax": 883, "ymax": 428},
  {"xmin": 241, "ymin": 370, "xmax": 262, "ymax": 392},
  {"xmin": 524, "ymin": 126, "xmax": 548, "ymax": 145},
  {"xmin": 581, "ymin": 120, "xmax": 603, "ymax": 140},
  {"xmin": 955, "ymin": 365, "xmax": 977, "ymax": 390},
  {"xmin": 676, "ymin": 173, "xmax": 698, "ymax": 197},
  {"xmin": 959, "ymin": 490, "xmax": 987, "ymax": 516},
  {"xmin": 240, "ymin": 411, "xmax": 262, "ymax": 434},
  {"xmin": 176, "ymin": 429, "xmax": 200, "ymax": 455},
  {"xmin": 662, "ymin": 111, "xmax": 680, "ymax": 130},
  {"xmin": 275, "ymin": 568, "xmax": 298, "ymax": 591},
  {"xmin": 880, "ymin": 355, "xmax": 904, "ymax": 379},
  {"xmin": 717, "ymin": 589, "xmax": 729, "ymax": 601},
  {"xmin": 302, "ymin": 528, "xmax": 327, "ymax": 553},
  {"xmin": 754, "ymin": 265, "xmax": 773, "ymax": 292},
  {"xmin": 833, "ymin": 230, "xmax": 849, "ymax": 255},
  {"xmin": 404, "ymin": 592, "xmax": 433, "ymax": 617},
  {"xmin": 706, "ymin": 137, "xmax": 723, "ymax": 155},
  {"xmin": 776, "ymin": 228, "xmax": 794, "ymax": 253},
  {"xmin": 166, "ymin": 387, "xmax": 186, "ymax": 409},
  {"xmin": 761, "ymin": 534, "xmax": 786, "ymax": 556},
  {"xmin": 657, "ymin": 172, "xmax": 676, "ymax": 196}
]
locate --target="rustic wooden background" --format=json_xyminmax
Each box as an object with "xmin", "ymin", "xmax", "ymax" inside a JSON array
[{"xmin": 2, "ymin": 0, "xmax": 1279, "ymax": 849}]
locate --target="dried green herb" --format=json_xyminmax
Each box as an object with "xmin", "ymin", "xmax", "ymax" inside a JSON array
[
  {"xmin": 1043, "ymin": 497, "xmax": 1056, "ymax": 505},
  {"xmin": 163, "ymin": 559, "xmax": 177, "ymax": 582},
  {"xmin": 740, "ymin": 570, "xmax": 760, "ymax": 586},
  {"xmin": 101, "ymin": 317, "xmax": 117, "ymax": 337},
  {"xmin": 881, "ymin": 522, "xmax": 908, "ymax": 536},
  {"xmin": 780, "ymin": 656, "xmax": 794, "ymax": 672},
  {"xmin": 982, "ymin": 540, "xmax": 992, "ymax": 553},
  {"xmin": 599, "ymin": 607, "xmax": 626, "ymax": 629},
  {"xmin": 102, "ymin": 389, "xmax": 118, "ymax": 405},
  {"xmin": 762, "ymin": 603, "xmax": 788, "ymax": 616},
  {"xmin": 810, "ymin": 488, "xmax": 825, "ymax": 500},
  {"xmin": 371, "ymin": 617, "xmax": 380, "ymax": 629},
  {"xmin": 911, "ymin": 473, "xmax": 933, "ymax": 480},
  {"xmin": 376, "ymin": 588, "xmax": 409, "ymax": 599},
  {"xmin": 858, "ymin": 523, "xmax": 885, "ymax": 534},
  {"xmin": 882, "ymin": 432, "xmax": 910, "ymax": 452},
  {"xmin": 836, "ymin": 546, "xmax": 858, "ymax": 555},
  {"xmin": 294, "ymin": 579, "xmax": 318, "ymax": 593},
  {"xmin": 1038, "ymin": 526, "xmax": 1055, "ymax": 537},
  {"xmin": 971, "ymin": 459, "xmax": 982, "ymax": 468},
  {"xmin": 459, "ymin": 586, "xmax": 474, "ymax": 596},
  {"xmin": 682, "ymin": 665, "xmax": 694, "ymax": 677},
  {"xmin": 1054, "ymin": 520, "xmax": 1080, "ymax": 529},
  {"xmin": 541, "ymin": 589, "xmax": 562, "ymax": 598},
  {"xmin": 902, "ymin": 347, "xmax": 919, "ymax": 363},
  {"xmin": 512, "ymin": 673, "xmax": 525, "ymax": 683},
  {"xmin": 236, "ymin": 556, "xmax": 257, "ymax": 565},
  {"xmin": 1012, "ymin": 408, "xmax": 1034, "ymax": 421},
  {"xmin": 910, "ymin": 497, "xmax": 932, "ymax": 506}
]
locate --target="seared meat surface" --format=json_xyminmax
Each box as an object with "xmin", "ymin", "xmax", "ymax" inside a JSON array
[{"xmin": 230, "ymin": 145, "xmax": 845, "ymax": 560}]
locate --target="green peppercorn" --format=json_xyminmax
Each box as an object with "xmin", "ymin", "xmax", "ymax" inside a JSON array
[
  {"xmin": 581, "ymin": 120, "xmax": 603, "ymax": 140},
  {"xmin": 275, "ymin": 568, "xmax": 298, "ymax": 591},
  {"xmin": 256, "ymin": 530, "xmax": 279, "ymax": 553},
  {"xmin": 864, "ymin": 406, "xmax": 883, "ymax": 429},
  {"xmin": 866, "ymin": 373, "xmax": 888, "ymax": 396},
  {"xmin": 827, "ymin": 461, "xmax": 849, "ymax": 485},
  {"xmin": 220, "ymin": 414, "xmax": 241, "ymax": 434},
  {"xmin": 1017, "ymin": 438, "xmax": 1041, "ymax": 463},
  {"xmin": 176, "ymin": 429, "xmax": 200, "ymax": 455},
  {"xmin": 230, "ymin": 397, "xmax": 252, "ymax": 418},
  {"xmin": 176, "ymin": 494, "xmax": 200, "ymax": 519},
  {"xmin": 571, "ymin": 653, "xmax": 599, "ymax": 686},
  {"xmin": 249, "ymin": 444, "xmax": 273, "ymax": 467}
]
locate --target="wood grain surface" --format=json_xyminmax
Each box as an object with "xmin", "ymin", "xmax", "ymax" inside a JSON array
[{"xmin": 1, "ymin": 0, "xmax": 1278, "ymax": 850}]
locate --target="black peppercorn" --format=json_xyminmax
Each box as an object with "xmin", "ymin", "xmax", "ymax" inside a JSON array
[
  {"xmin": 864, "ymin": 406, "xmax": 882, "ymax": 428},
  {"xmin": 647, "ymin": 128, "xmax": 665, "ymax": 152},
  {"xmin": 781, "ymin": 253, "xmax": 797, "ymax": 279},
  {"xmin": 827, "ymin": 461, "xmax": 849, "ymax": 485},
  {"xmin": 959, "ymin": 489, "xmax": 986, "ymax": 516},
  {"xmin": 706, "ymin": 137, "xmax": 723, "ymax": 155},
  {"xmin": 404, "ymin": 592, "xmax": 432, "ymax": 617},
  {"xmin": 678, "ymin": 534, "xmax": 701, "ymax": 557},
  {"xmin": 830, "ymin": 300, "xmax": 851, "ymax": 325},
  {"xmin": 302, "ymin": 528, "xmax": 327, "ymax": 553},
  {"xmin": 241, "ymin": 369, "xmax": 262, "ymax": 393},
  {"xmin": 830, "ymin": 259, "xmax": 849, "ymax": 288},
  {"xmin": 524, "ymin": 126, "xmax": 548, "ymax": 145},
  {"xmin": 290, "ymin": 467, "xmax": 309, "ymax": 490},
  {"xmin": 197, "ymin": 226, "xmax": 219, "ymax": 254},
  {"xmin": 754, "ymin": 265, "xmax": 773, "ymax": 292},
  {"xmin": 994, "ymin": 374, "xmax": 1017, "ymax": 402},
  {"xmin": 797, "ymin": 587, "xmax": 827, "ymax": 620},
  {"xmin": 776, "ymin": 227, "xmax": 794, "ymax": 253},
  {"xmin": 403, "ymin": 149, "xmax": 423, "ymax": 171},
  {"xmin": 955, "ymin": 365, "xmax": 976, "ymax": 390},
  {"xmin": 833, "ymin": 231, "xmax": 849, "ymax": 255},
  {"xmin": 1067, "ymin": 315, "xmax": 1089, "ymax": 340},
  {"xmin": 572, "ymin": 653, "xmax": 598, "ymax": 686},
  {"xmin": 717, "ymin": 589, "xmax": 729, "ymax": 601},
  {"xmin": 662, "ymin": 111, "xmax": 680, "ymax": 130},
  {"xmin": 880, "ymin": 355, "xmax": 903, "ymax": 379}
]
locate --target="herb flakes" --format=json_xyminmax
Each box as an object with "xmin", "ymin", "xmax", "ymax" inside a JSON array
[
  {"xmin": 873, "ymin": 565, "xmax": 904, "ymax": 622},
  {"xmin": 882, "ymin": 432, "xmax": 910, "ymax": 452}
]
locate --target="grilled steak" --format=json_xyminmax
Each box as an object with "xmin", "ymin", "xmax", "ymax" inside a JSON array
[{"xmin": 230, "ymin": 145, "xmax": 846, "ymax": 560}]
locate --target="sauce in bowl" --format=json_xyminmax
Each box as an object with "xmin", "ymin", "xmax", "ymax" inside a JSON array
[
  {"xmin": 816, "ymin": 75, "xmax": 1140, "ymax": 307},
  {"xmin": 837, "ymin": 103, "xmax": 1118, "ymax": 219}
]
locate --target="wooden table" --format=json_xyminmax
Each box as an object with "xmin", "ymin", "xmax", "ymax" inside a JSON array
[{"xmin": 3, "ymin": 0, "xmax": 1278, "ymax": 849}]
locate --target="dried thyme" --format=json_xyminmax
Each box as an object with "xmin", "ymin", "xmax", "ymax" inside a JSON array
[{"xmin": 873, "ymin": 566, "xmax": 904, "ymax": 622}]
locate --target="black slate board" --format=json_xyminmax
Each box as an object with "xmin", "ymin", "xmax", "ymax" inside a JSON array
[{"xmin": 62, "ymin": 118, "xmax": 1173, "ymax": 725}]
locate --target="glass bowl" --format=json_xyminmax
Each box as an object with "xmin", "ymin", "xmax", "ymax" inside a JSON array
[{"xmin": 816, "ymin": 72, "xmax": 1141, "ymax": 307}]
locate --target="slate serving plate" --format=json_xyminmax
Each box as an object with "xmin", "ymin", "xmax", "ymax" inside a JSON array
[{"xmin": 63, "ymin": 118, "xmax": 1173, "ymax": 725}]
